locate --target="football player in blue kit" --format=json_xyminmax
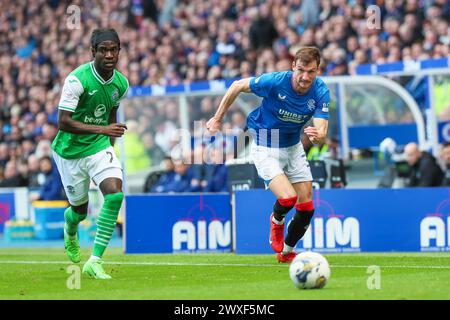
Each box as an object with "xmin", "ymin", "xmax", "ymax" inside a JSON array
[{"xmin": 206, "ymin": 47, "xmax": 330, "ymax": 263}]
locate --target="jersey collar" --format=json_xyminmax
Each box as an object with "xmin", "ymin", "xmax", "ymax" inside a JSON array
[{"xmin": 90, "ymin": 61, "xmax": 115, "ymax": 85}]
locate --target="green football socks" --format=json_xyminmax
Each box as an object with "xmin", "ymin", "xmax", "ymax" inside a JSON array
[
  {"xmin": 92, "ymin": 192, "xmax": 124, "ymax": 258},
  {"xmin": 63, "ymin": 207, "xmax": 86, "ymax": 263},
  {"xmin": 64, "ymin": 207, "xmax": 87, "ymax": 237}
]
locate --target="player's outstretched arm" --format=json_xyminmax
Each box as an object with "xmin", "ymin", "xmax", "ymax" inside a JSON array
[
  {"xmin": 206, "ymin": 78, "xmax": 251, "ymax": 134},
  {"xmin": 58, "ymin": 110, "xmax": 127, "ymax": 137},
  {"xmin": 303, "ymin": 118, "xmax": 328, "ymax": 145}
]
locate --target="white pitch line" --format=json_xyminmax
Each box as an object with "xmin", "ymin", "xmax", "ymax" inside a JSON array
[
  {"xmin": 331, "ymin": 265, "xmax": 450, "ymax": 269},
  {"xmin": 0, "ymin": 260, "xmax": 450, "ymax": 269},
  {"xmin": 0, "ymin": 260, "xmax": 281, "ymax": 267}
]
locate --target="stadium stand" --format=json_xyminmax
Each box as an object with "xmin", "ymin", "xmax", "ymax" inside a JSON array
[{"xmin": 0, "ymin": 0, "xmax": 449, "ymax": 189}]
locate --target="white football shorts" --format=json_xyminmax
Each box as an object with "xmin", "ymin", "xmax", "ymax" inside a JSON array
[
  {"xmin": 250, "ymin": 141, "xmax": 313, "ymax": 188},
  {"xmin": 52, "ymin": 146, "xmax": 123, "ymax": 206}
]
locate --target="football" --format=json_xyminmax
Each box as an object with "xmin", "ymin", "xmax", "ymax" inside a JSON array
[{"xmin": 289, "ymin": 251, "xmax": 331, "ymax": 289}]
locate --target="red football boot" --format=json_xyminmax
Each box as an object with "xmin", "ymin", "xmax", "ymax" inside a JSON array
[
  {"xmin": 269, "ymin": 213, "xmax": 284, "ymax": 253},
  {"xmin": 276, "ymin": 251, "xmax": 297, "ymax": 263}
]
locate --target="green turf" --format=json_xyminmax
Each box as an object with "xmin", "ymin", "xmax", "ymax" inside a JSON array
[{"xmin": 0, "ymin": 248, "xmax": 449, "ymax": 300}]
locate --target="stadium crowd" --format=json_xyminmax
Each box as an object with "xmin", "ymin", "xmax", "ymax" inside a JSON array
[{"xmin": 0, "ymin": 0, "xmax": 449, "ymax": 191}]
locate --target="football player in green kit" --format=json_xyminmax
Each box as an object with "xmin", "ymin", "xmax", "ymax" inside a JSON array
[{"xmin": 52, "ymin": 28, "xmax": 129, "ymax": 279}]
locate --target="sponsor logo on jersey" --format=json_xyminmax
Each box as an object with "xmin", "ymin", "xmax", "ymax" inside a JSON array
[
  {"xmin": 322, "ymin": 102, "xmax": 329, "ymax": 112},
  {"xmin": 278, "ymin": 109, "xmax": 309, "ymax": 124},
  {"xmin": 94, "ymin": 104, "xmax": 107, "ymax": 117},
  {"xmin": 84, "ymin": 116, "xmax": 107, "ymax": 125},
  {"xmin": 88, "ymin": 89, "xmax": 98, "ymax": 96},
  {"xmin": 254, "ymin": 76, "xmax": 261, "ymax": 84},
  {"xmin": 307, "ymin": 99, "xmax": 316, "ymax": 111}
]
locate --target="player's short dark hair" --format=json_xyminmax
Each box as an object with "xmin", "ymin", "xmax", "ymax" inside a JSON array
[
  {"xmin": 294, "ymin": 47, "xmax": 321, "ymax": 67},
  {"xmin": 90, "ymin": 28, "xmax": 120, "ymax": 50}
]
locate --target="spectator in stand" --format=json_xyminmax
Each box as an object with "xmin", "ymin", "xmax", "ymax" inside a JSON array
[
  {"xmin": 307, "ymin": 137, "xmax": 338, "ymax": 161},
  {"xmin": 144, "ymin": 156, "xmax": 175, "ymax": 193},
  {"xmin": 17, "ymin": 159, "xmax": 30, "ymax": 187},
  {"xmin": 151, "ymin": 155, "xmax": 196, "ymax": 193},
  {"xmin": 115, "ymin": 120, "xmax": 150, "ymax": 174},
  {"xmin": 21, "ymin": 138, "xmax": 36, "ymax": 160},
  {"xmin": 439, "ymin": 142, "xmax": 450, "ymax": 186},
  {"xmin": 230, "ymin": 110, "xmax": 247, "ymax": 135},
  {"xmin": 27, "ymin": 154, "xmax": 41, "ymax": 188},
  {"xmin": 405, "ymin": 76, "xmax": 428, "ymax": 111},
  {"xmin": 248, "ymin": 5, "xmax": 278, "ymax": 51},
  {"xmin": 0, "ymin": 143, "xmax": 10, "ymax": 168},
  {"xmin": 0, "ymin": 160, "xmax": 28, "ymax": 188},
  {"xmin": 29, "ymin": 156, "xmax": 65, "ymax": 201},
  {"xmin": 142, "ymin": 131, "xmax": 166, "ymax": 166},
  {"xmin": 404, "ymin": 142, "xmax": 443, "ymax": 187},
  {"xmin": 154, "ymin": 117, "xmax": 178, "ymax": 155},
  {"xmin": 35, "ymin": 139, "xmax": 52, "ymax": 159},
  {"xmin": 42, "ymin": 122, "xmax": 58, "ymax": 142},
  {"xmin": 203, "ymin": 146, "xmax": 228, "ymax": 193}
]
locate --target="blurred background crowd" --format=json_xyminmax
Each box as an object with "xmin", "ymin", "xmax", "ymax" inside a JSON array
[{"xmin": 0, "ymin": 0, "xmax": 449, "ymax": 193}]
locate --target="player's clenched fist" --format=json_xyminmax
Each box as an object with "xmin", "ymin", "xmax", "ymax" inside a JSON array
[{"xmin": 206, "ymin": 117, "xmax": 221, "ymax": 134}]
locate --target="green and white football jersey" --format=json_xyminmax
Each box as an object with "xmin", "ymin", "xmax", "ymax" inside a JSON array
[{"xmin": 52, "ymin": 61, "xmax": 129, "ymax": 159}]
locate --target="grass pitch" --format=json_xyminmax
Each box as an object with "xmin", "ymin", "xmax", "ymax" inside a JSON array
[{"xmin": 0, "ymin": 248, "xmax": 449, "ymax": 300}]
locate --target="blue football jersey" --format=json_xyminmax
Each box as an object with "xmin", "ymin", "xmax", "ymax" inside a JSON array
[{"xmin": 247, "ymin": 71, "xmax": 330, "ymax": 148}]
